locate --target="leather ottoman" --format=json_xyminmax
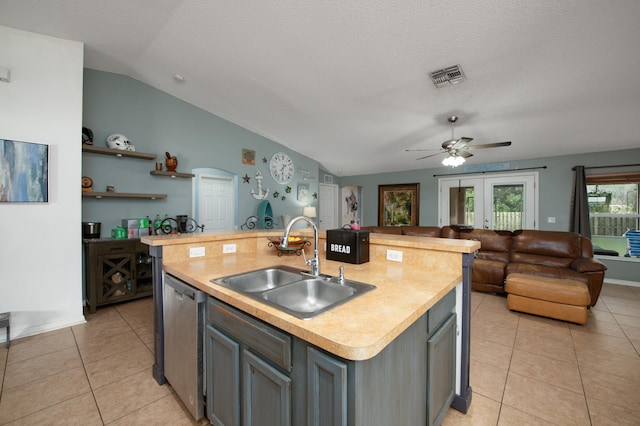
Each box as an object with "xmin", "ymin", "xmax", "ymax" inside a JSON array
[{"xmin": 505, "ymin": 273, "xmax": 590, "ymax": 324}]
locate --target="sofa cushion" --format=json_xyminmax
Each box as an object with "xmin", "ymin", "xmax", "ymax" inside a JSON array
[
  {"xmin": 510, "ymin": 230, "xmax": 582, "ymax": 268},
  {"xmin": 458, "ymin": 229, "xmax": 512, "ymax": 264},
  {"xmin": 440, "ymin": 226, "xmax": 458, "ymax": 239},
  {"xmin": 401, "ymin": 226, "xmax": 441, "ymax": 238},
  {"xmin": 505, "ymin": 273, "xmax": 590, "ymax": 306},
  {"xmin": 362, "ymin": 226, "xmax": 403, "ymax": 235},
  {"xmin": 506, "ymin": 263, "xmax": 590, "ymax": 286},
  {"xmin": 473, "ymin": 259, "xmax": 508, "ymax": 286}
]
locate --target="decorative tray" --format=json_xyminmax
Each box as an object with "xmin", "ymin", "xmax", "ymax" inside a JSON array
[{"xmin": 268, "ymin": 238, "xmax": 310, "ymax": 256}]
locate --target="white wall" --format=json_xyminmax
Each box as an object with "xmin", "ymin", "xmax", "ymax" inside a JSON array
[{"xmin": 0, "ymin": 26, "xmax": 85, "ymax": 341}]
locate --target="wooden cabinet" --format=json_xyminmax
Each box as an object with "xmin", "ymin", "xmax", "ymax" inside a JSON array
[
  {"xmin": 206, "ymin": 299, "xmax": 293, "ymax": 426},
  {"xmin": 84, "ymin": 239, "xmax": 153, "ymax": 313},
  {"xmin": 206, "ymin": 326, "xmax": 240, "ymax": 426},
  {"xmin": 242, "ymin": 350, "xmax": 292, "ymax": 426},
  {"xmin": 427, "ymin": 313, "xmax": 457, "ymax": 426},
  {"xmin": 307, "ymin": 347, "xmax": 347, "ymax": 426}
]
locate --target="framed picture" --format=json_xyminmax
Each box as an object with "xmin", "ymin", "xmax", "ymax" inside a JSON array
[
  {"xmin": 242, "ymin": 149, "xmax": 256, "ymax": 165},
  {"xmin": 297, "ymin": 183, "xmax": 309, "ymax": 202},
  {"xmin": 378, "ymin": 183, "xmax": 419, "ymax": 226},
  {"xmin": 1, "ymin": 139, "xmax": 49, "ymax": 202}
]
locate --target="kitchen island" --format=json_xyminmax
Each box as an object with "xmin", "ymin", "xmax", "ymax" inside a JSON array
[{"xmin": 142, "ymin": 229, "xmax": 479, "ymax": 425}]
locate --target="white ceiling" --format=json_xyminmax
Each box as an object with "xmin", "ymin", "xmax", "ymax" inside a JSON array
[{"xmin": 2, "ymin": 0, "xmax": 639, "ymax": 176}]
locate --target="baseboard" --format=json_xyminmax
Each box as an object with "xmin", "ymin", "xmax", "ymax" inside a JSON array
[
  {"xmin": 604, "ymin": 278, "xmax": 640, "ymax": 288},
  {"xmin": 0, "ymin": 315, "xmax": 86, "ymax": 344}
]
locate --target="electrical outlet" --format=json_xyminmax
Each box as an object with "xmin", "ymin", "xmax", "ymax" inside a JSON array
[
  {"xmin": 189, "ymin": 247, "xmax": 205, "ymax": 258},
  {"xmin": 547, "ymin": 216, "xmax": 556, "ymax": 224},
  {"xmin": 223, "ymin": 243, "xmax": 237, "ymax": 254},
  {"xmin": 386, "ymin": 249, "xmax": 403, "ymax": 262}
]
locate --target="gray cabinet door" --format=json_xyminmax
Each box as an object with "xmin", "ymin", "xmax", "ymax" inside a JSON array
[
  {"xmin": 206, "ymin": 325, "xmax": 240, "ymax": 426},
  {"xmin": 427, "ymin": 313, "xmax": 457, "ymax": 426},
  {"xmin": 307, "ymin": 347, "xmax": 347, "ymax": 426},
  {"xmin": 242, "ymin": 349, "xmax": 291, "ymax": 426}
]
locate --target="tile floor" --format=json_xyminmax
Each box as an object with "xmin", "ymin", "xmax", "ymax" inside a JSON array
[{"xmin": 0, "ymin": 283, "xmax": 639, "ymax": 425}]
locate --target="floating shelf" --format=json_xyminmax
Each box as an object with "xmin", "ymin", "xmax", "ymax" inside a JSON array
[
  {"xmin": 82, "ymin": 192, "xmax": 167, "ymax": 200},
  {"xmin": 82, "ymin": 145, "xmax": 157, "ymax": 160},
  {"xmin": 150, "ymin": 170, "xmax": 195, "ymax": 178}
]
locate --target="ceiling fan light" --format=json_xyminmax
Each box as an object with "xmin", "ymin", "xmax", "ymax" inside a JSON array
[{"xmin": 442, "ymin": 155, "xmax": 466, "ymax": 167}]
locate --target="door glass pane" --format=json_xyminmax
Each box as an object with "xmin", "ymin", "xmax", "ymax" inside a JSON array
[
  {"xmin": 449, "ymin": 186, "xmax": 474, "ymax": 226},
  {"xmin": 492, "ymin": 184, "xmax": 524, "ymax": 231}
]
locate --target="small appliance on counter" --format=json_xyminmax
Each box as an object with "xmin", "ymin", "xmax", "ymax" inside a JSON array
[
  {"xmin": 82, "ymin": 222, "xmax": 101, "ymax": 239},
  {"xmin": 326, "ymin": 228, "xmax": 370, "ymax": 264}
]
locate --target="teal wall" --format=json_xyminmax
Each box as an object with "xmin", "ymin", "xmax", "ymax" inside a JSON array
[
  {"xmin": 82, "ymin": 69, "xmax": 320, "ymax": 233},
  {"xmin": 337, "ymin": 148, "xmax": 640, "ymax": 282}
]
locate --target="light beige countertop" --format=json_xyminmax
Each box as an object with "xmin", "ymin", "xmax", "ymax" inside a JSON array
[{"xmin": 144, "ymin": 230, "xmax": 480, "ymax": 361}]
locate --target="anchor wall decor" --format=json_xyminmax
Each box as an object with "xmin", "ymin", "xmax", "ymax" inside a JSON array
[{"xmin": 250, "ymin": 171, "xmax": 269, "ymax": 200}]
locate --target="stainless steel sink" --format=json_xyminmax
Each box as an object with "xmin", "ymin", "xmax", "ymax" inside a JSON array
[
  {"xmin": 211, "ymin": 265, "xmax": 375, "ymax": 319},
  {"xmin": 217, "ymin": 266, "xmax": 302, "ymax": 292}
]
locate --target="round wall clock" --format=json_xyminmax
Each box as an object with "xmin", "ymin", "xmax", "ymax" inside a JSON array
[{"xmin": 269, "ymin": 152, "xmax": 295, "ymax": 184}]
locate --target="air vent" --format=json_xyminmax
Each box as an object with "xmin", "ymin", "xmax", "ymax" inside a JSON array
[{"xmin": 430, "ymin": 65, "xmax": 465, "ymax": 88}]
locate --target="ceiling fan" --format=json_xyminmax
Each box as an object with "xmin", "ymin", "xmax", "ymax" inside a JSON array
[{"xmin": 406, "ymin": 116, "xmax": 511, "ymax": 165}]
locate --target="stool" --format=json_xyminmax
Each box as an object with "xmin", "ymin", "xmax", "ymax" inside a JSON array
[
  {"xmin": 0, "ymin": 312, "xmax": 9, "ymax": 348},
  {"xmin": 505, "ymin": 273, "xmax": 590, "ymax": 325}
]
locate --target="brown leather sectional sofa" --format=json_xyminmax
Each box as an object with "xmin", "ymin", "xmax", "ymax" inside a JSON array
[{"xmin": 362, "ymin": 226, "xmax": 607, "ymax": 307}]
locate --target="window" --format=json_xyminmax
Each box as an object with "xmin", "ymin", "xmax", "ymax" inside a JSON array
[{"xmin": 587, "ymin": 171, "xmax": 640, "ymax": 256}]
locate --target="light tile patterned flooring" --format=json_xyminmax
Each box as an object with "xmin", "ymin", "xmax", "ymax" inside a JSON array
[{"xmin": 0, "ymin": 283, "xmax": 639, "ymax": 425}]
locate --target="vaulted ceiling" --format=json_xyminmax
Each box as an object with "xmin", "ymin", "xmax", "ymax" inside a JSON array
[{"xmin": 2, "ymin": 0, "xmax": 639, "ymax": 176}]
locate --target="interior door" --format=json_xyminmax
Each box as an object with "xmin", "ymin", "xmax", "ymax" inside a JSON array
[
  {"xmin": 199, "ymin": 174, "xmax": 234, "ymax": 231},
  {"xmin": 319, "ymin": 183, "xmax": 339, "ymax": 230}
]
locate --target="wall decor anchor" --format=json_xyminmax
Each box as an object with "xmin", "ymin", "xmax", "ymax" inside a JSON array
[{"xmin": 250, "ymin": 171, "xmax": 269, "ymax": 200}]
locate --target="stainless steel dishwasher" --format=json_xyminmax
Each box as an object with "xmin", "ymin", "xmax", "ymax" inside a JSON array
[{"xmin": 163, "ymin": 272, "xmax": 206, "ymax": 420}]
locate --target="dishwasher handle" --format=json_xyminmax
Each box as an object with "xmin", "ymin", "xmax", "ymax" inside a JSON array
[{"xmin": 164, "ymin": 273, "xmax": 206, "ymax": 303}]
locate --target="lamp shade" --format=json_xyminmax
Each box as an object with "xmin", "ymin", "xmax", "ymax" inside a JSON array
[
  {"xmin": 442, "ymin": 155, "xmax": 466, "ymax": 167},
  {"xmin": 303, "ymin": 206, "xmax": 317, "ymax": 218}
]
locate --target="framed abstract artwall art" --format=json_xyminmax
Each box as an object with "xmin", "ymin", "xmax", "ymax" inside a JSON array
[
  {"xmin": 378, "ymin": 183, "xmax": 420, "ymax": 226},
  {"xmin": 0, "ymin": 139, "xmax": 49, "ymax": 202}
]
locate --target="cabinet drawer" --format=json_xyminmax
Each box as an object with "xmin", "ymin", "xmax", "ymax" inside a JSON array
[
  {"xmin": 427, "ymin": 289, "xmax": 455, "ymax": 335},
  {"xmin": 94, "ymin": 239, "xmax": 135, "ymax": 255},
  {"xmin": 208, "ymin": 298, "xmax": 292, "ymax": 372}
]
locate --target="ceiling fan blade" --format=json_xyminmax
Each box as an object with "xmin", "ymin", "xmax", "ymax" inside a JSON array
[
  {"xmin": 443, "ymin": 137, "xmax": 473, "ymax": 150},
  {"xmin": 465, "ymin": 141, "xmax": 512, "ymax": 150},
  {"xmin": 405, "ymin": 148, "xmax": 440, "ymax": 152},
  {"xmin": 449, "ymin": 137, "xmax": 473, "ymax": 150},
  {"xmin": 416, "ymin": 151, "xmax": 445, "ymax": 160},
  {"xmin": 459, "ymin": 151, "xmax": 474, "ymax": 158}
]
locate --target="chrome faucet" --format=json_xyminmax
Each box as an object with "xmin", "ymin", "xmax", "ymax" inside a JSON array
[{"xmin": 281, "ymin": 216, "xmax": 319, "ymax": 276}]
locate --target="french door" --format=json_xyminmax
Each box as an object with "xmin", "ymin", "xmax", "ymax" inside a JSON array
[{"xmin": 438, "ymin": 172, "xmax": 538, "ymax": 230}]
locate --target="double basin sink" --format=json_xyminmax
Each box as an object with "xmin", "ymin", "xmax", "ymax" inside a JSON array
[{"xmin": 210, "ymin": 265, "xmax": 376, "ymax": 319}]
